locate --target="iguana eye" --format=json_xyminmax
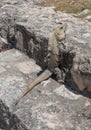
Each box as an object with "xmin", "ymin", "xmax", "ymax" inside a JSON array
[
  {"xmin": 56, "ymin": 32, "xmax": 60, "ymax": 36},
  {"xmin": 60, "ymin": 26, "xmax": 63, "ymax": 29}
]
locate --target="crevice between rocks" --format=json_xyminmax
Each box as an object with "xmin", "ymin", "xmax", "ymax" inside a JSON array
[{"xmin": 0, "ymin": 100, "xmax": 28, "ymax": 130}]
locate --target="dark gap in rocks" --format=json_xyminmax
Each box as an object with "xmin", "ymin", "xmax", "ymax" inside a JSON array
[
  {"xmin": 6, "ymin": 21, "xmax": 91, "ymax": 98},
  {"xmin": 0, "ymin": 100, "xmax": 28, "ymax": 130},
  {"xmin": 7, "ymin": 23, "xmax": 76, "ymax": 89}
]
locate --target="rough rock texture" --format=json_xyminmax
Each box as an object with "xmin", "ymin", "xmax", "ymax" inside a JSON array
[
  {"xmin": 74, "ymin": 9, "xmax": 91, "ymax": 21},
  {"xmin": 0, "ymin": 35, "xmax": 10, "ymax": 52},
  {"xmin": 0, "ymin": 0, "xmax": 91, "ymax": 130},
  {"xmin": 0, "ymin": 49, "xmax": 91, "ymax": 130},
  {"xmin": 0, "ymin": 0, "xmax": 91, "ymax": 66}
]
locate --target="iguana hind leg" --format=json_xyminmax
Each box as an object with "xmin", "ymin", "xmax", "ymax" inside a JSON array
[{"xmin": 15, "ymin": 70, "xmax": 52, "ymax": 105}]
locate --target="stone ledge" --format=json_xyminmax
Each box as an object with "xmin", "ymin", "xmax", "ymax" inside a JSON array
[
  {"xmin": 0, "ymin": 0, "xmax": 91, "ymax": 129},
  {"xmin": 0, "ymin": 49, "xmax": 91, "ymax": 130}
]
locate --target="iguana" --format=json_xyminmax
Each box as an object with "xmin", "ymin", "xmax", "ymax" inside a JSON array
[{"xmin": 15, "ymin": 23, "xmax": 71, "ymax": 105}]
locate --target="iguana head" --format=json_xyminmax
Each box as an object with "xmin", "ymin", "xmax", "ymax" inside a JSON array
[{"xmin": 54, "ymin": 23, "xmax": 67, "ymax": 41}]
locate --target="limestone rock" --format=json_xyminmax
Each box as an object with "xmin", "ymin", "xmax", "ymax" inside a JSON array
[
  {"xmin": 0, "ymin": 49, "xmax": 91, "ymax": 130},
  {"xmin": 0, "ymin": 0, "xmax": 91, "ymax": 130}
]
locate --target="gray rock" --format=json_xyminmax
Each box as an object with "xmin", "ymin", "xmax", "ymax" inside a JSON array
[
  {"xmin": 0, "ymin": 0, "xmax": 91, "ymax": 130},
  {"xmin": 0, "ymin": 36, "xmax": 9, "ymax": 52},
  {"xmin": 85, "ymin": 15, "xmax": 91, "ymax": 20},
  {"xmin": 74, "ymin": 9, "xmax": 91, "ymax": 17},
  {"xmin": 0, "ymin": 49, "xmax": 91, "ymax": 130},
  {"xmin": 0, "ymin": 0, "xmax": 91, "ymax": 58}
]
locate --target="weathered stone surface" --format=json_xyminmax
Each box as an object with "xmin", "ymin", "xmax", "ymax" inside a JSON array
[
  {"xmin": 0, "ymin": 36, "xmax": 10, "ymax": 52},
  {"xmin": 0, "ymin": 0, "xmax": 91, "ymax": 63},
  {"xmin": 0, "ymin": 49, "xmax": 91, "ymax": 130},
  {"xmin": 0, "ymin": 0, "xmax": 91, "ymax": 130},
  {"xmin": 0, "ymin": 49, "xmax": 41, "ymax": 130},
  {"xmin": 74, "ymin": 9, "xmax": 91, "ymax": 21}
]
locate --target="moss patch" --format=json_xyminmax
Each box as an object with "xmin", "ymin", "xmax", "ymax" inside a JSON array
[{"xmin": 38, "ymin": 0, "xmax": 91, "ymax": 14}]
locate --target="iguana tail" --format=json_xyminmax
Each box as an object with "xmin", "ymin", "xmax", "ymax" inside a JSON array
[{"xmin": 15, "ymin": 69, "xmax": 52, "ymax": 105}]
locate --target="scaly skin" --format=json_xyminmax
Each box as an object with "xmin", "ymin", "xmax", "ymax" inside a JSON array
[
  {"xmin": 15, "ymin": 23, "xmax": 67, "ymax": 105},
  {"xmin": 15, "ymin": 70, "xmax": 52, "ymax": 105}
]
